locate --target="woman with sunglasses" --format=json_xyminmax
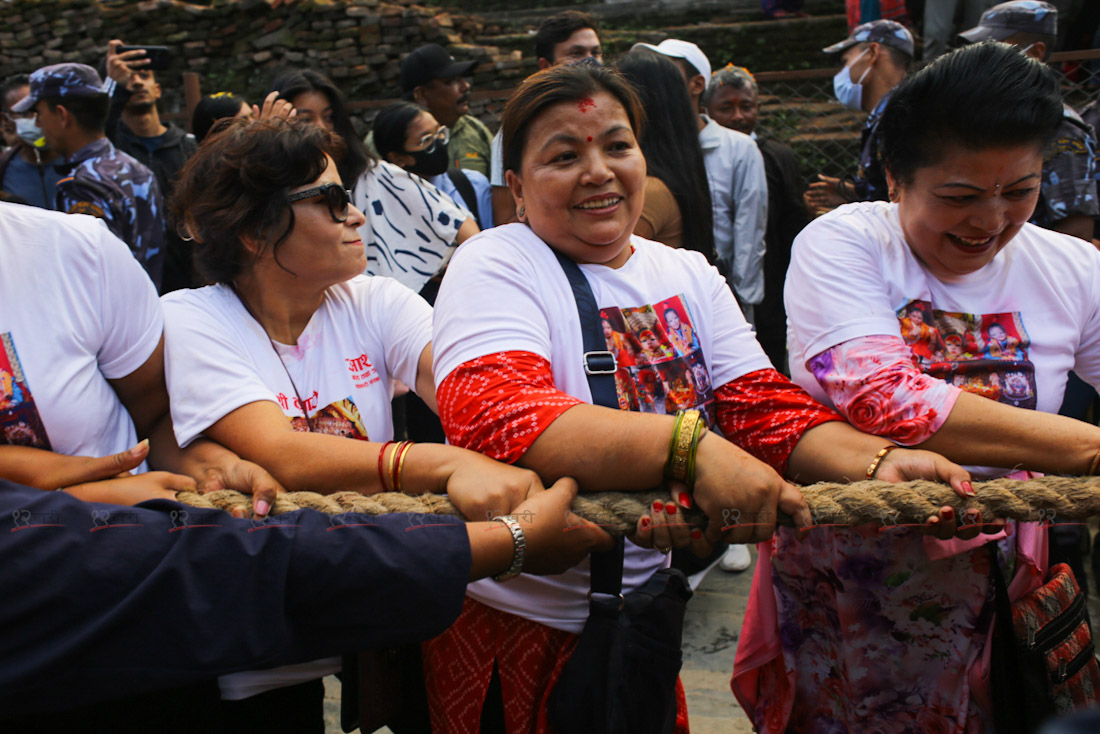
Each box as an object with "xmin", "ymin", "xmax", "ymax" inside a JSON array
[
  {"xmin": 160, "ymin": 117, "xmax": 610, "ymax": 733},
  {"xmin": 372, "ymin": 101, "xmax": 494, "ymax": 230}
]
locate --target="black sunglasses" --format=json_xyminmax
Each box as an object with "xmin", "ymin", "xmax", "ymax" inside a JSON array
[{"xmin": 287, "ymin": 183, "xmax": 353, "ymax": 223}]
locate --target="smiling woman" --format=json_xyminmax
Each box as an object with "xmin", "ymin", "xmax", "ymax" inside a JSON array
[
  {"xmin": 424, "ymin": 62, "xmax": 974, "ymax": 732},
  {"xmin": 734, "ymin": 42, "xmax": 1100, "ymax": 733},
  {"xmin": 160, "ymin": 117, "xmax": 612, "ymax": 733}
]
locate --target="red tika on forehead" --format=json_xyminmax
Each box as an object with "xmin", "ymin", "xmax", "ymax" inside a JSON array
[{"xmin": 577, "ymin": 97, "xmax": 595, "ymax": 113}]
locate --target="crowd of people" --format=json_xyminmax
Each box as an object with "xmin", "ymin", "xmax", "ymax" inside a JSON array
[{"xmin": 2, "ymin": 1, "xmax": 1100, "ymax": 733}]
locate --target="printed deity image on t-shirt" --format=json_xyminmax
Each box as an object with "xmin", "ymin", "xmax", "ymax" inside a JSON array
[
  {"xmin": 600, "ymin": 295, "xmax": 717, "ymax": 425},
  {"xmin": 896, "ymin": 299, "xmax": 1037, "ymax": 409}
]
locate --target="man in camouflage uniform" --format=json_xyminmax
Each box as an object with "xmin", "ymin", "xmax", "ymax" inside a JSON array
[
  {"xmin": 960, "ymin": 0, "xmax": 1098, "ymax": 241},
  {"xmin": 14, "ymin": 63, "xmax": 165, "ymax": 289},
  {"xmin": 804, "ymin": 21, "xmax": 915, "ymax": 213},
  {"xmin": 401, "ymin": 44, "xmax": 492, "ymax": 177}
]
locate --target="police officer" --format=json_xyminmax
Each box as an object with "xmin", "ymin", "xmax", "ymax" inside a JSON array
[
  {"xmin": 805, "ymin": 21, "xmax": 915, "ymax": 213},
  {"xmin": 13, "ymin": 63, "xmax": 166, "ymax": 289},
  {"xmin": 960, "ymin": 0, "xmax": 1099, "ymax": 241}
]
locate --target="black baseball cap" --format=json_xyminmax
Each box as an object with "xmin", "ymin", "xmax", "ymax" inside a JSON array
[{"xmin": 400, "ymin": 44, "xmax": 478, "ymax": 92}]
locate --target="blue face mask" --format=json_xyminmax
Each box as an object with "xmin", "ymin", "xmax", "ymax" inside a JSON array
[{"xmin": 833, "ymin": 47, "xmax": 871, "ymax": 111}]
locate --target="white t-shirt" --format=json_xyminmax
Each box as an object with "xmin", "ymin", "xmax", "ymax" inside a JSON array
[
  {"xmin": 433, "ymin": 223, "xmax": 772, "ymax": 634},
  {"xmin": 161, "ymin": 276, "xmax": 431, "ymax": 698},
  {"xmin": 0, "ymin": 203, "xmax": 161, "ymax": 463},
  {"xmin": 353, "ymin": 160, "xmax": 467, "ymax": 294},
  {"xmin": 162, "ymin": 277, "xmax": 431, "ymax": 450},
  {"xmin": 786, "ymin": 201, "xmax": 1100, "ymax": 419}
]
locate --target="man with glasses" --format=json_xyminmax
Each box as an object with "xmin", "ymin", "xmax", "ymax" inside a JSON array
[
  {"xmin": 0, "ymin": 74, "xmax": 63, "ymax": 209},
  {"xmin": 401, "ymin": 43, "xmax": 493, "ymax": 178},
  {"xmin": 13, "ymin": 63, "xmax": 166, "ymax": 290}
]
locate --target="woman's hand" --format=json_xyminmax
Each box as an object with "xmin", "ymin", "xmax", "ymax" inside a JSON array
[
  {"xmin": 0, "ymin": 440, "xmax": 151, "ymax": 490},
  {"xmin": 252, "ymin": 91, "xmax": 297, "ymax": 121},
  {"xmin": 631, "ymin": 480, "xmax": 710, "ymax": 557},
  {"xmin": 443, "ymin": 448, "xmax": 545, "ymax": 522},
  {"xmin": 196, "ymin": 459, "xmax": 285, "ymax": 519},
  {"xmin": 691, "ymin": 433, "xmax": 812, "ymax": 546},
  {"xmin": 876, "ymin": 447, "xmax": 1001, "ymax": 541},
  {"xmin": 64, "ymin": 471, "xmax": 196, "ymax": 506},
  {"xmin": 509, "ymin": 477, "xmax": 615, "ymax": 575}
]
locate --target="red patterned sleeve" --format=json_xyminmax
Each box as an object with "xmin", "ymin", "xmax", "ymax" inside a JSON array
[
  {"xmin": 436, "ymin": 350, "xmax": 583, "ymax": 464},
  {"xmin": 716, "ymin": 368, "xmax": 843, "ymax": 475}
]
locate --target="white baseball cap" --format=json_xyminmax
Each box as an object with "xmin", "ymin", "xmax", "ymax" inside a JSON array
[{"xmin": 630, "ymin": 39, "xmax": 712, "ymax": 81}]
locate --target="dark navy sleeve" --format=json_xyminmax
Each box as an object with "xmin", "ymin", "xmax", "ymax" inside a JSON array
[{"xmin": 0, "ymin": 480, "xmax": 471, "ymax": 710}]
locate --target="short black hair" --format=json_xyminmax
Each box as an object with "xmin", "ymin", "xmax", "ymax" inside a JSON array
[
  {"xmin": 1, "ymin": 74, "xmax": 30, "ymax": 111},
  {"xmin": 45, "ymin": 94, "xmax": 109, "ymax": 133},
  {"xmin": 879, "ymin": 42, "xmax": 1062, "ymax": 185},
  {"xmin": 372, "ymin": 101, "xmax": 424, "ymax": 160},
  {"xmin": 191, "ymin": 93, "xmax": 247, "ymax": 142},
  {"xmin": 534, "ymin": 11, "xmax": 600, "ymax": 65}
]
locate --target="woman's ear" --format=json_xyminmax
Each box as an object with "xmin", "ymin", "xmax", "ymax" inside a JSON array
[
  {"xmin": 385, "ymin": 151, "xmax": 415, "ymax": 170},
  {"xmin": 240, "ymin": 233, "xmax": 264, "ymax": 257},
  {"xmin": 505, "ymin": 169, "xmax": 525, "ymax": 222},
  {"xmin": 885, "ymin": 168, "xmax": 900, "ymax": 202}
]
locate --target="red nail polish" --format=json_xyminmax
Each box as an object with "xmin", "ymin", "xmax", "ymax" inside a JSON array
[
  {"xmin": 962, "ymin": 481, "xmax": 974, "ymax": 496},
  {"xmin": 943, "ymin": 507, "xmax": 954, "ymax": 519},
  {"xmin": 665, "ymin": 502, "xmax": 677, "ymax": 515},
  {"xmin": 641, "ymin": 516, "xmax": 651, "ymax": 529},
  {"xmin": 691, "ymin": 529, "xmax": 702, "ymax": 540},
  {"xmin": 653, "ymin": 500, "xmax": 664, "ymax": 512},
  {"xmin": 678, "ymin": 491, "xmax": 692, "ymax": 509}
]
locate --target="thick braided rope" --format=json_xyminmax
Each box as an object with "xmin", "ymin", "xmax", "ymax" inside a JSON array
[{"xmin": 175, "ymin": 475, "xmax": 1100, "ymax": 533}]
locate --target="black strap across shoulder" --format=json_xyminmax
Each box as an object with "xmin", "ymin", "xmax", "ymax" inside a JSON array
[
  {"xmin": 446, "ymin": 168, "xmax": 480, "ymax": 225},
  {"xmin": 551, "ymin": 247, "xmax": 625, "ymax": 594}
]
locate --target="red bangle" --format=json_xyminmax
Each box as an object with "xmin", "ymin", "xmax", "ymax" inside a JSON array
[{"xmin": 377, "ymin": 441, "xmax": 396, "ymax": 491}]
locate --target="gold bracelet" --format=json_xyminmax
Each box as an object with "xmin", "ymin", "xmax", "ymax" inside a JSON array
[
  {"xmin": 1088, "ymin": 448, "xmax": 1100, "ymax": 476},
  {"xmin": 685, "ymin": 417, "xmax": 707, "ymax": 487},
  {"xmin": 393, "ymin": 441, "xmax": 414, "ymax": 494},
  {"xmin": 386, "ymin": 440, "xmax": 402, "ymax": 493},
  {"xmin": 665, "ymin": 409, "xmax": 703, "ymax": 485},
  {"xmin": 866, "ymin": 445, "xmax": 899, "ymax": 480}
]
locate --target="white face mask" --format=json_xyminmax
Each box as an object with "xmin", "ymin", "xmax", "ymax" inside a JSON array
[
  {"xmin": 14, "ymin": 117, "xmax": 45, "ymax": 148},
  {"xmin": 833, "ymin": 47, "xmax": 871, "ymax": 111}
]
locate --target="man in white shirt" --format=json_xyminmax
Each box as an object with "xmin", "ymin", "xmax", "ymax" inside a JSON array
[{"xmin": 633, "ymin": 39, "xmax": 768, "ymax": 324}]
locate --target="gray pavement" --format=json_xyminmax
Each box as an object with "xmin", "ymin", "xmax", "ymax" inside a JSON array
[{"xmin": 323, "ymin": 549, "xmax": 758, "ymax": 733}]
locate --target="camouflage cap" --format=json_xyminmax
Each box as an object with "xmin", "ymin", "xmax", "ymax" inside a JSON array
[
  {"xmin": 822, "ymin": 20, "xmax": 916, "ymax": 58},
  {"xmin": 958, "ymin": 1, "xmax": 1057, "ymax": 43},
  {"xmin": 11, "ymin": 63, "xmax": 107, "ymax": 113}
]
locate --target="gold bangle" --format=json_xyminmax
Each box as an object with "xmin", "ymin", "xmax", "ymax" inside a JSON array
[
  {"xmin": 685, "ymin": 417, "xmax": 707, "ymax": 487},
  {"xmin": 1088, "ymin": 448, "xmax": 1100, "ymax": 476},
  {"xmin": 866, "ymin": 445, "xmax": 899, "ymax": 480},
  {"xmin": 394, "ymin": 441, "xmax": 414, "ymax": 494},
  {"xmin": 666, "ymin": 410, "xmax": 702, "ymax": 484},
  {"xmin": 386, "ymin": 440, "xmax": 402, "ymax": 492}
]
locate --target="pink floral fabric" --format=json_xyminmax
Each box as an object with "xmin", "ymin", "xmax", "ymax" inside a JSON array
[
  {"xmin": 808, "ymin": 335, "xmax": 961, "ymax": 446},
  {"xmin": 732, "ymin": 333, "xmax": 1048, "ymax": 733}
]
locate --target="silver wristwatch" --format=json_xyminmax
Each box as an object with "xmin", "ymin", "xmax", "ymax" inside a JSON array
[{"xmin": 492, "ymin": 515, "xmax": 526, "ymax": 582}]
